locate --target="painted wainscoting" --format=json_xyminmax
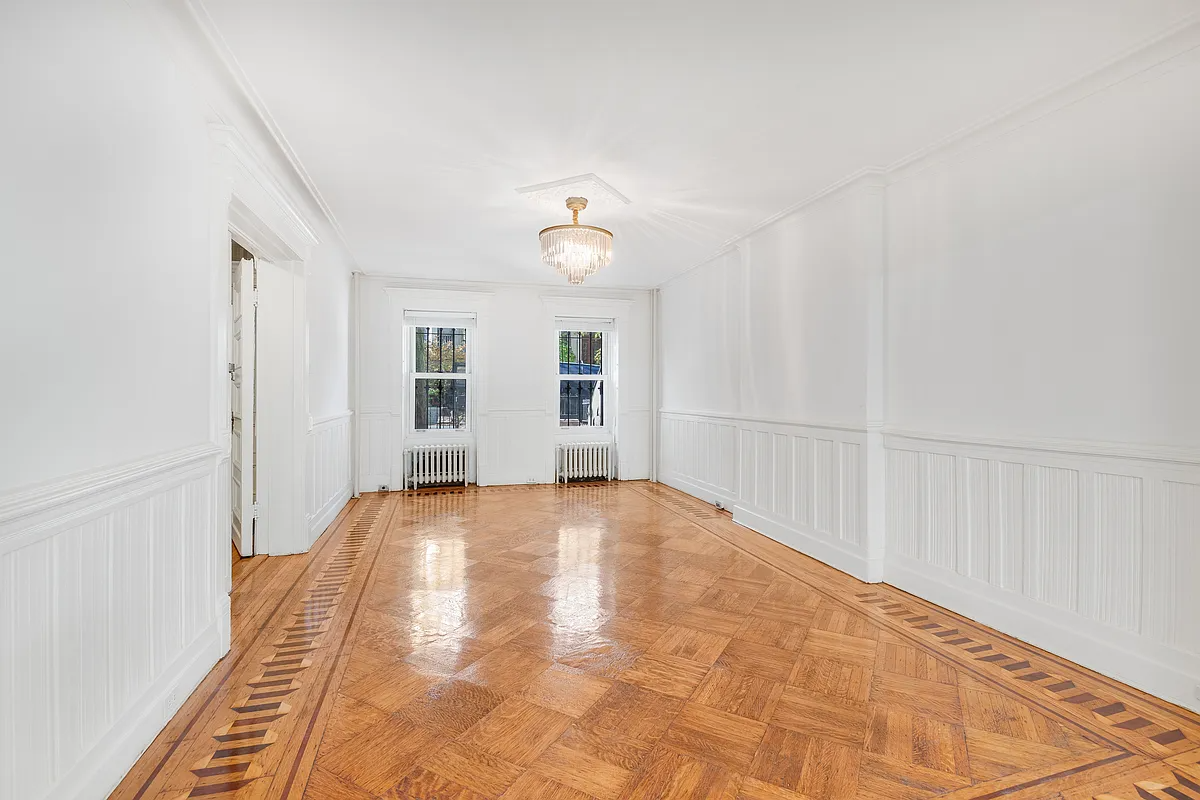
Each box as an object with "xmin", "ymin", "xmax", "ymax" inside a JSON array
[
  {"xmin": 882, "ymin": 430, "xmax": 1200, "ymax": 713},
  {"xmin": 478, "ymin": 410, "xmax": 552, "ymax": 487},
  {"xmin": 0, "ymin": 445, "xmax": 226, "ymax": 800},
  {"xmin": 659, "ymin": 411, "xmax": 873, "ymax": 580},
  {"xmin": 357, "ymin": 411, "xmax": 391, "ymax": 494},
  {"xmin": 306, "ymin": 412, "xmax": 353, "ymax": 544},
  {"xmin": 659, "ymin": 412, "xmax": 739, "ymax": 505}
]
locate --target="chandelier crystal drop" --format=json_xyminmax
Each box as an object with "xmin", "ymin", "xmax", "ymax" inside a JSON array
[{"xmin": 539, "ymin": 196, "xmax": 613, "ymax": 285}]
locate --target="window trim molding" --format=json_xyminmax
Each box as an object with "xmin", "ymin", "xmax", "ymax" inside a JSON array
[{"xmin": 555, "ymin": 325, "xmax": 611, "ymax": 432}]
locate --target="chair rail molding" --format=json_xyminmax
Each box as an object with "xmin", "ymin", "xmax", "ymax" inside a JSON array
[{"xmin": 883, "ymin": 427, "xmax": 1200, "ymax": 467}]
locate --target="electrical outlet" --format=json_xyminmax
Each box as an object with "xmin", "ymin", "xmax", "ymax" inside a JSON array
[
  {"xmin": 164, "ymin": 684, "xmax": 181, "ymax": 720},
  {"xmin": 526, "ymin": 478, "xmax": 537, "ymax": 484}
]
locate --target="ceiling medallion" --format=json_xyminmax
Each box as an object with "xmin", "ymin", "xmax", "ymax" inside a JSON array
[{"xmin": 539, "ymin": 197, "xmax": 613, "ymax": 285}]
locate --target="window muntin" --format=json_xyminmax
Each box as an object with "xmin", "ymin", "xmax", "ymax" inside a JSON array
[
  {"xmin": 412, "ymin": 326, "xmax": 468, "ymax": 431},
  {"xmin": 558, "ymin": 330, "xmax": 606, "ymax": 427}
]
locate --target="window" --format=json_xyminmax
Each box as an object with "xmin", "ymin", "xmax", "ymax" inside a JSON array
[
  {"xmin": 558, "ymin": 329, "xmax": 605, "ymax": 427},
  {"xmin": 412, "ymin": 326, "xmax": 468, "ymax": 430}
]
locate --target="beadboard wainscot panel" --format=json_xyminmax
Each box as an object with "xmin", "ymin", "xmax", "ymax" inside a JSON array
[
  {"xmin": 478, "ymin": 410, "xmax": 552, "ymax": 486},
  {"xmin": 0, "ymin": 444, "xmax": 225, "ymax": 800},
  {"xmin": 734, "ymin": 417, "xmax": 871, "ymax": 581},
  {"xmin": 883, "ymin": 429, "xmax": 1200, "ymax": 713},
  {"xmin": 306, "ymin": 411, "xmax": 353, "ymax": 543},
  {"xmin": 658, "ymin": 411, "xmax": 875, "ymax": 580},
  {"xmin": 357, "ymin": 410, "xmax": 391, "ymax": 493},
  {"xmin": 658, "ymin": 411, "xmax": 739, "ymax": 506}
]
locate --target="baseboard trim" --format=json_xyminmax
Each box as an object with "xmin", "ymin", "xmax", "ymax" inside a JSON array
[
  {"xmin": 731, "ymin": 506, "xmax": 881, "ymax": 584},
  {"xmin": 885, "ymin": 553, "xmax": 1200, "ymax": 714},
  {"xmin": 658, "ymin": 473, "xmax": 737, "ymax": 509},
  {"xmin": 59, "ymin": 622, "xmax": 221, "ymax": 800},
  {"xmin": 309, "ymin": 483, "xmax": 352, "ymax": 544}
]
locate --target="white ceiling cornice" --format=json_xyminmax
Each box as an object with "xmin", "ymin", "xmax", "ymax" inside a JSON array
[
  {"xmin": 185, "ymin": 0, "xmax": 355, "ymax": 257},
  {"xmin": 660, "ymin": 11, "xmax": 1200, "ymax": 290},
  {"xmin": 130, "ymin": 0, "xmax": 358, "ymax": 267},
  {"xmin": 885, "ymin": 10, "xmax": 1200, "ymax": 183}
]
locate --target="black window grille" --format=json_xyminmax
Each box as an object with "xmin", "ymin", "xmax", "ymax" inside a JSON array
[
  {"xmin": 414, "ymin": 378, "xmax": 467, "ymax": 430},
  {"xmin": 559, "ymin": 331, "xmax": 603, "ymax": 375},
  {"xmin": 414, "ymin": 327, "xmax": 467, "ymax": 374},
  {"xmin": 560, "ymin": 379, "xmax": 604, "ymax": 427}
]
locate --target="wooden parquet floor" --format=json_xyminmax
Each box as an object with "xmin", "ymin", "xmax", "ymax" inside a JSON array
[{"xmin": 111, "ymin": 482, "xmax": 1200, "ymax": 800}]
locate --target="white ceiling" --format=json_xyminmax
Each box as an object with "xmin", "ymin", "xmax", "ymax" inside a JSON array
[{"xmin": 202, "ymin": 1, "xmax": 1197, "ymax": 287}]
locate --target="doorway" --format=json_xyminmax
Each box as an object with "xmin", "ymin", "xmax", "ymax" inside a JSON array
[{"xmin": 230, "ymin": 240, "xmax": 257, "ymax": 557}]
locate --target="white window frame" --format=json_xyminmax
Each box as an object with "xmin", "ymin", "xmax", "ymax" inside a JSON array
[
  {"xmin": 556, "ymin": 324, "xmax": 611, "ymax": 431},
  {"xmin": 406, "ymin": 317, "xmax": 473, "ymax": 436}
]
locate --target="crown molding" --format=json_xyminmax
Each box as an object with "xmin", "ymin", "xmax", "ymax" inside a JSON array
[
  {"xmin": 362, "ymin": 273, "xmax": 652, "ymax": 297},
  {"xmin": 659, "ymin": 13, "xmax": 1200, "ymax": 290},
  {"xmin": 662, "ymin": 167, "xmax": 888, "ymax": 288},
  {"xmin": 212, "ymin": 124, "xmax": 320, "ymax": 258},
  {"xmin": 131, "ymin": 0, "xmax": 357, "ymax": 267},
  {"xmin": 185, "ymin": 0, "xmax": 354, "ymax": 253},
  {"xmin": 885, "ymin": 11, "xmax": 1200, "ymax": 183}
]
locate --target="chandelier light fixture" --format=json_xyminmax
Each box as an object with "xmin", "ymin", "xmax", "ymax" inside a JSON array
[{"xmin": 539, "ymin": 196, "xmax": 613, "ymax": 285}]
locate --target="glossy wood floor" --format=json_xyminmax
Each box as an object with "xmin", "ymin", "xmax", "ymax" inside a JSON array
[{"xmin": 112, "ymin": 482, "xmax": 1200, "ymax": 799}]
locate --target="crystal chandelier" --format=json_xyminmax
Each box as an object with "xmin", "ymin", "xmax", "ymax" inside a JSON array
[{"xmin": 539, "ymin": 197, "xmax": 613, "ymax": 285}]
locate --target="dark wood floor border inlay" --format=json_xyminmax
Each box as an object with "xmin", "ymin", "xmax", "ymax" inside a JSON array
[
  {"xmin": 180, "ymin": 496, "xmax": 387, "ymax": 798},
  {"xmin": 126, "ymin": 501, "xmax": 360, "ymax": 800},
  {"xmin": 853, "ymin": 589, "xmax": 1195, "ymax": 759}
]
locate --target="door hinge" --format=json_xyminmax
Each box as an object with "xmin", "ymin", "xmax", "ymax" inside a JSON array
[
  {"xmin": 251, "ymin": 503, "xmax": 260, "ymax": 520},
  {"xmin": 252, "ymin": 289, "xmax": 259, "ymax": 308}
]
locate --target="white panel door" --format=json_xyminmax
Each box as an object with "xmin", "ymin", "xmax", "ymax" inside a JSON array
[{"xmin": 231, "ymin": 258, "xmax": 256, "ymax": 556}]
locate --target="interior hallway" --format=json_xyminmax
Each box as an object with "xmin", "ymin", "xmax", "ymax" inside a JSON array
[{"xmin": 112, "ymin": 483, "xmax": 1200, "ymax": 800}]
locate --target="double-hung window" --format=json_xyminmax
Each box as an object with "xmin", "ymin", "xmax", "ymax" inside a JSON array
[
  {"xmin": 557, "ymin": 321, "xmax": 611, "ymax": 428},
  {"xmin": 409, "ymin": 319, "xmax": 470, "ymax": 431}
]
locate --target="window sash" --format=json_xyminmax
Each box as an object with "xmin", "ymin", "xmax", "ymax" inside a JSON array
[
  {"xmin": 558, "ymin": 376, "xmax": 605, "ymax": 428},
  {"xmin": 413, "ymin": 377, "xmax": 468, "ymax": 431},
  {"xmin": 413, "ymin": 326, "xmax": 469, "ymax": 375},
  {"xmin": 557, "ymin": 330, "xmax": 605, "ymax": 377}
]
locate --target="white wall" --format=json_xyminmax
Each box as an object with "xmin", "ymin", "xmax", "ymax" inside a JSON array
[
  {"xmin": 308, "ymin": 249, "xmax": 352, "ymax": 420},
  {"xmin": 305, "ymin": 250, "xmax": 353, "ymax": 546},
  {"xmin": 656, "ymin": 35, "xmax": 1200, "ymax": 712},
  {"xmin": 0, "ymin": 3, "xmax": 355, "ymax": 799},
  {"xmin": 658, "ymin": 182, "xmax": 885, "ymax": 580},
  {"xmin": 0, "ymin": 3, "xmax": 212, "ymax": 494},
  {"xmin": 887, "ymin": 54, "xmax": 1200, "ymax": 446},
  {"xmin": 882, "ymin": 43, "xmax": 1200, "ymax": 713},
  {"xmin": 0, "ymin": 7, "xmax": 224, "ymax": 800},
  {"xmin": 357, "ymin": 278, "xmax": 653, "ymax": 492}
]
